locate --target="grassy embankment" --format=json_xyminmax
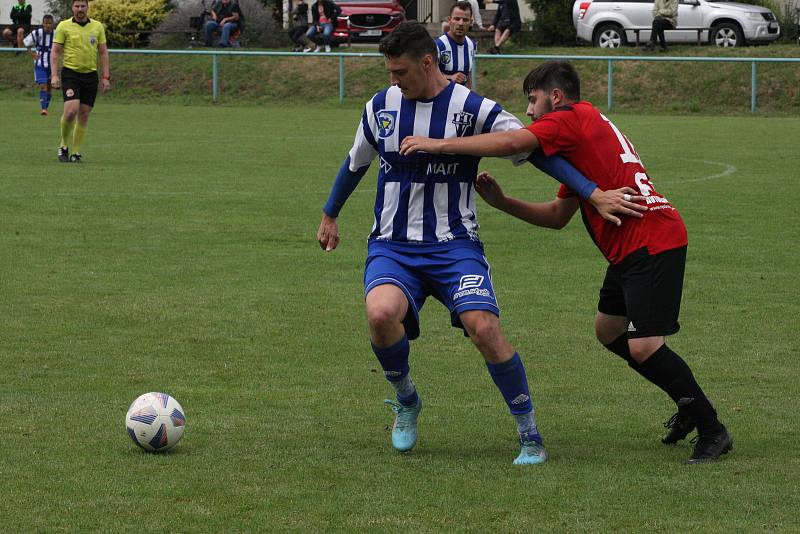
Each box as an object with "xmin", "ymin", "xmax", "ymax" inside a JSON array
[{"xmin": 0, "ymin": 44, "xmax": 798, "ymax": 114}]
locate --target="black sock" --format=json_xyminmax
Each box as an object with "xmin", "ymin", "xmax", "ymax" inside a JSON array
[
  {"xmin": 604, "ymin": 335, "xmax": 672, "ymax": 397},
  {"xmin": 639, "ymin": 345, "xmax": 722, "ymax": 434}
]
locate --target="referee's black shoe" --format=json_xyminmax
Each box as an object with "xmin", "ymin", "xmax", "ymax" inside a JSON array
[
  {"xmin": 69, "ymin": 153, "xmax": 82, "ymax": 163},
  {"xmin": 58, "ymin": 146, "xmax": 69, "ymax": 163},
  {"xmin": 687, "ymin": 426, "xmax": 733, "ymax": 464},
  {"xmin": 662, "ymin": 411, "xmax": 696, "ymax": 444}
]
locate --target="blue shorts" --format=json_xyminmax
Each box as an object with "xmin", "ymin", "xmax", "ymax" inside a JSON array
[
  {"xmin": 364, "ymin": 239, "xmax": 500, "ymax": 340},
  {"xmin": 34, "ymin": 65, "xmax": 50, "ymax": 85}
]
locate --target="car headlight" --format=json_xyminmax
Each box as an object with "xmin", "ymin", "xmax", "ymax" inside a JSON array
[{"xmin": 746, "ymin": 12, "xmax": 762, "ymax": 20}]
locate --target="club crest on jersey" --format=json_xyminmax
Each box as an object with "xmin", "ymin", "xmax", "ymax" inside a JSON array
[
  {"xmin": 452, "ymin": 111, "xmax": 474, "ymax": 137},
  {"xmin": 440, "ymin": 51, "xmax": 452, "ymax": 64},
  {"xmin": 376, "ymin": 110, "xmax": 397, "ymax": 138}
]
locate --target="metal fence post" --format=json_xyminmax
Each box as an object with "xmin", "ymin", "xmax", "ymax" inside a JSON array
[
  {"xmin": 607, "ymin": 59, "xmax": 614, "ymax": 111},
  {"xmin": 212, "ymin": 53, "xmax": 218, "ymax": 102},
  {"xmin": 471, "ymin": 56, "xmax": 477, "ymax": 91},
  {"xmin": 339, "ymin": 55, "xmax": 345, "ymax": 104},
  {"xmin": 751, "ymin": 60, "xmax": 757, "ymax": 113}
]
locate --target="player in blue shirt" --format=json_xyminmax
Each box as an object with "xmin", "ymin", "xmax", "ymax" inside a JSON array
[
  {"xmin": 316, "ymin": 22, "xmax": 638, "ymax": 464},
  {"xmin": 23, "ymin": 14, "xmax": 55, "ymax": 116},
  {"xmin": 436, "ymin": 2, "xmax": 476, "ymax": 88}
]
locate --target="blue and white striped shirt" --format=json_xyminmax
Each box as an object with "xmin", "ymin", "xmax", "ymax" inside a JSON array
[
  {"xmin": 347, "ymin": 83, "xmax": 527, "ymax": 245},
  {"xmin": 436, "ymin": 34, "xmax": 476, "ymax": 82},
  {"xmin": 23, "ymin": 28, "xmax": 54, "ymax": 69}
]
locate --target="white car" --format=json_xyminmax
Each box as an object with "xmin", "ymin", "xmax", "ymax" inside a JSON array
[{"xmin": 573, "ymin": 0, "xmax": 781, "ymax": 48}]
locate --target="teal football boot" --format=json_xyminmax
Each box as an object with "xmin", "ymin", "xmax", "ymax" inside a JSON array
[
  {"xmin": 513, "ymin": 436, "xmax": 548, "ymax": 465},
  {"xmin": 384, "ymin": 398, "xmax": 422, "ymax": 452}
]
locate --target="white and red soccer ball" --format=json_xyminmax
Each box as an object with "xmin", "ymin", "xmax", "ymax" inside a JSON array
[{"xmin": 125, "ymin": 392, "xmax": 186, "ymax": 452}]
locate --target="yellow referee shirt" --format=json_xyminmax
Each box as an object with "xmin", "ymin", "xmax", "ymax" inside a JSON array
[{"xmin": 54, "ymin": 18, "xmax": 107, "ymax": 73}]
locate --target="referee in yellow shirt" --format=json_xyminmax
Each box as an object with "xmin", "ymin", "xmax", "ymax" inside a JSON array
[{"xmin": 50, "ymin": 0, "xmax": 110, "ymax": 163}]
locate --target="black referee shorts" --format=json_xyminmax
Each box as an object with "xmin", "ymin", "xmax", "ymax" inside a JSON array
[
  {"xmin": 597, "ymin": 246, "xmax": 687, "ymax": 339},
  {"xmin": 61, "ymin": 67, "xmax": 99, "ymax": 107}
]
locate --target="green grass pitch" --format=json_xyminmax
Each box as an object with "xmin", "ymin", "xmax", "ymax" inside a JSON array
[{"xmin": 0, "ymin": 98, "xmax": 798, "ymax": 531}]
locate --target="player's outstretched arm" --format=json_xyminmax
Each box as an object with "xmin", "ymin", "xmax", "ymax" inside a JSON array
[
  {"xmin": 400, "ymin": 128, "xmax": 538, "ymax": 158},
  {"xmin": 475, "ymin": 172, "xmax": 578, "ymax": 230}
]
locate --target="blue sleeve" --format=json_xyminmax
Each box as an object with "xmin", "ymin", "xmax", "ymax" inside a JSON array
[
  {"xmin": 322, "ymin": 156, "xmax": 370, "ymax": 217},
  {"xmin": 527, "ymin": 151, "xmax": 598, "ymax": 200}
]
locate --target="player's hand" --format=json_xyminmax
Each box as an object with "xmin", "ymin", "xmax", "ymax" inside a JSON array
[
  {"xmin": 451, "ymin": 72, "xmax": 467, "ymax": 84},
  {"xmin": 487, "ymin": 25, "xmax": 495, "ymax": 32},
  {"xmin": 317, "ymin": 213, "xmax": 340, "ymax": 251},
  {"xmin": 588, "ymin": 186, "xmax": 647, "ymax": 227},
  {"xmin": 474, "ymin": 172, "xmax": 506, "ymax": 209},
  {"xmin": 51, "ymin": 75, "xmax": 60, "ymax": 89},
  {"xmin": 399, "ymin": 136, "xmax": 444, "ymax": 156},
  {"xmin": 100, "ymin": 78, "xmax": 111, "ymax": 92}
]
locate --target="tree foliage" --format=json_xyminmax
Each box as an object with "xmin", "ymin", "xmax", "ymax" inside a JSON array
[{"xmin": 525, "ymin": 0, "xmax": 576, "ymax": 46}]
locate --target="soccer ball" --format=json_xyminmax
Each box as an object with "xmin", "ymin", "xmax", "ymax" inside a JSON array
[{"xmin": 125, "ymin": 392, "xmax": 186, "ymax": 452}]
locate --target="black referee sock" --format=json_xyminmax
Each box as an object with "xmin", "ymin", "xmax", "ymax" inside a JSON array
[
  {"xmin": 604, "ymin": 335, "xmax": 672, "ymax": 396},
  {"xmin": 639, "ymin": 344, "xmax": 722, "ymax": 435}
]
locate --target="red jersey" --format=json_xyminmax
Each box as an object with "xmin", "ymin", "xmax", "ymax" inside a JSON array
[{"xmin": 527, "ymin": 102, "xmax": 687, "ymax": 264}]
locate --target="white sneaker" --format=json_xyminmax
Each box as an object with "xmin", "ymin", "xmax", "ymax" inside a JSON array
[
  {"xmin": 324, "ymin": 45, "xmax": 331, "ymax": 53},
  {"xmin": 302, "ymin": 47, "xmax": 313, "ymax": 53}
]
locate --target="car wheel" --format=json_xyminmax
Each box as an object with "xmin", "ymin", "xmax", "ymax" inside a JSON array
[
  {"xmin": 710, "ymin": 22, "xmax": 744, "ymax": 47},
  {"xmin": 593, "ymin": 23, "xmax": 627, "ymax": 48}
]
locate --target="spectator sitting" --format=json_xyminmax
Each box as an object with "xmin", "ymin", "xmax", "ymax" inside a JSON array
[
  {"xmin": 203, "ymin": 0, "xmax": 242, "ymax": 48},
  {"xmin": 486, "ymin": 0, "xmax": 521, "ymax": 54},
  {"xmin": 644, "ymin": 0, "xmax": 678, "ymax": 52},
  {"xmin": 288, "ymin": 0, "xmax": 309, "ymax": 52},
  {"xmin": 303, "ymin": 0, "xmax": 341, "ymax": 53},
  {"xmin": 4, "ymin": 0, "xmax": 33, "ymax": 49}
]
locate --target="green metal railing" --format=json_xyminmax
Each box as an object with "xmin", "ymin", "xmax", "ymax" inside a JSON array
[{"xmin": 3, "ymin": 47, "xmax": 798, "ymax": 112}]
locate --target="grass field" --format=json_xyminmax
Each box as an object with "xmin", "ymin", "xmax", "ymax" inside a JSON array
[{"xmin": 0, "ymin": 97, "xmax": 799, "ymax": 532}]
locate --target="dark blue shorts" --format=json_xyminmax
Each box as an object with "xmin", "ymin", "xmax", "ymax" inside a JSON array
[
  {"xmin": 364, "ymin": 240, "xmax": 500, "ymax": 340},
  {"xmin": 34, "ymin": 65, "xmax": 50, "ymax": 85}
]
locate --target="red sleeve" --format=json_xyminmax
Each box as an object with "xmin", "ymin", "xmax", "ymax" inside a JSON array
[
  {"xmin": 526, "ymin": 110, "xmax": 582, "ymax": 158},
  {"xmin": 556, "ymin": 183, "xmax": 575, "ymax": 199}
]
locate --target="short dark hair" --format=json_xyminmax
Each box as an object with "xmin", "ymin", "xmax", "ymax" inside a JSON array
[
  {"xmin": 450, "ymin": 1, "xmax": 473, "ymax": 16},
  {"xmin": 43, "ymin": 13, "xmax": 54, "ymax": 21},
  {"xmin": 379, "ymin": 21, "xmax": 438, "ymax": 60},
  {"xmin": 522, "ymin": 61, "xmax": 581, "ymax": 101}
]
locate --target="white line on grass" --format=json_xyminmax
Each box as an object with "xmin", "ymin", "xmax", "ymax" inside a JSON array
[{"xmin": 662, "ymin": 160, "xmax": 738, "ymax": 185}]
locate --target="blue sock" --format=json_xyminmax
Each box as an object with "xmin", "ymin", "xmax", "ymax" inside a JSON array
[
  {"xmin": 372, "ymin": 336, "xmax": 418, "ymax": 406},
  {"xmin": 487, "ymin": 353, "xmax": 541, "ymax": 441},
  {"xmin": 486, "ymin": 353, "xmax": 533, "ymax": 414},
  {"xmin": 39, "ymin": 90, "xmax": 47, "ymax": 109},
  {"xmin": 44, "ymin": 91, "xmax": 51, "ymax": 109}
]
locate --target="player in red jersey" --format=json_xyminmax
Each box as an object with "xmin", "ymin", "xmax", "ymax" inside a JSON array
[{"xmin": 399, "ymin": 61, "xmax": 732, "ymax": 464}]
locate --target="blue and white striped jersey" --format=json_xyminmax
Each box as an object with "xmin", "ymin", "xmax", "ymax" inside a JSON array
[
  {"xmin": 23, "ymin": 28, "xmax": 54, "ymax": 69},
  {"xmin": 347, "ymin": 82, "xmax": 527, "ymax": 245},
  {"xmin": 436, "ymin": 34, "xmax": 476, "ymax": 81}
]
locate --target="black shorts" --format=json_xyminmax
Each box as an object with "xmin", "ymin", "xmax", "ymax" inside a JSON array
[
  {"xmin": 9, "ymin": 24, "xmax": 31, "ymax": 35},
  {"xmin": 496, "ymin": 22, "xmax": 520, "ymax": 34},
  {"xmin": 597, "ymin": 246, "xmax": 687, "ymax": 339},
  {"xmin": 61, "ymin": 67, "xmax": 99, "ymax": 107}
]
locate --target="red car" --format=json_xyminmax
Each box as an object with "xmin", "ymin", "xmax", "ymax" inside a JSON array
[{"xmin": 333, "ymin": 0, "xmax": 406, "ymax": 44}]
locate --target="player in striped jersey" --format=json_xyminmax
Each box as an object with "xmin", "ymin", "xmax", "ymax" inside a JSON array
[
  {"xmin": 436, "ymin": 2, "xmax": 476, "ymax": 88},
  {"xmin": 316, "ymin": 22, "xmax": 639, "ymax": 464},
  {"xmin": 23, "ymin": 14, "xmax": 55, "ymax": 116}
]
